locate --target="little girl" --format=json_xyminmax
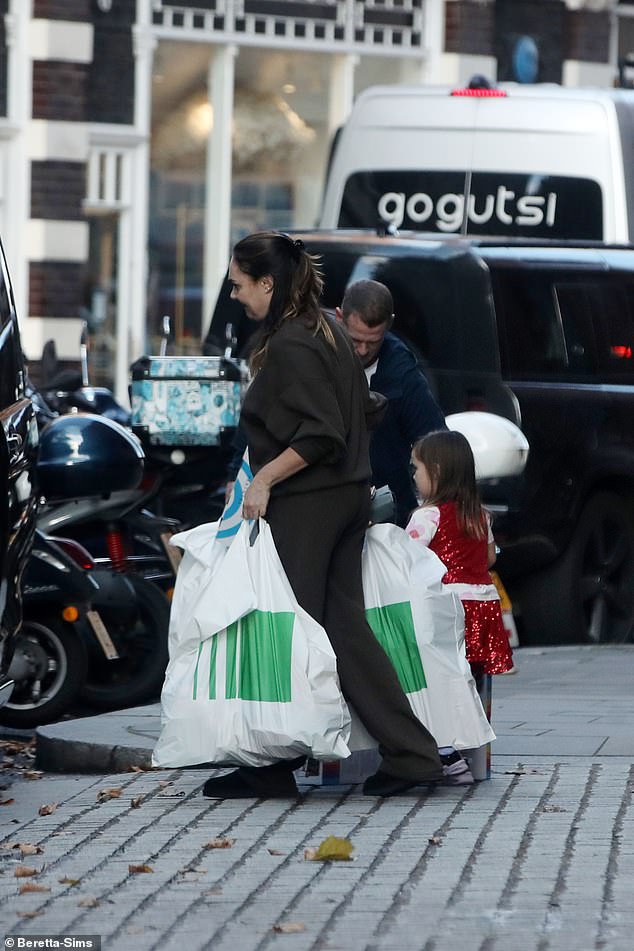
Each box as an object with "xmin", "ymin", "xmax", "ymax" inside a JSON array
[
  {"xmin": 406, "ymin": 429, "xmax": 514, "ymax": 679},
  {"xmin": 406, "ymin": 430, "xmax": 514, "ymax": 783}
]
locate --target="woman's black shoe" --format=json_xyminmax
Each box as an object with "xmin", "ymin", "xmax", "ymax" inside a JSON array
[
  {"xmin": 202, "ymin": 764, "xmax": 301, "ymax": 799},
  {"xmin": 362, "ymin": 769, "xmax": 442, "ymax": 797}
]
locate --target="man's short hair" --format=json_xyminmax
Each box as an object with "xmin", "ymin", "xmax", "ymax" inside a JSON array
[{"xmin": 341, "ymin": 280, "xmax": 394, "ymax": 328}]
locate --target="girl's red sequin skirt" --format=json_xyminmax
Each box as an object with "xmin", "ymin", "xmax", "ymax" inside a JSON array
[{"xmin": 461, "ymin": 599, "xmax": 514, "ymax": 674}]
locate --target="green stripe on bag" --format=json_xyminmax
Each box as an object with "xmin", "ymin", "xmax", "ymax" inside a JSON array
[
  {"xmin": 239, "ymin": 610, "xmax": 294, "ymax": 702},
  {"xmin": 192, "ymin": 636, "xmax": 219, "ymax": 699},
  {"xmin": 366, "ymin": 602, "xmax": 427, "ymax": 694},
  {"xmin": 225, "ymin": 620, "xmax": 239, "ymax": 699}
]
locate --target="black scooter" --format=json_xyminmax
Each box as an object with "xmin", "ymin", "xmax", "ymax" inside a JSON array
[{"xmin": 0, "ymin": 526, "xmax": 171, "ymax": 728}]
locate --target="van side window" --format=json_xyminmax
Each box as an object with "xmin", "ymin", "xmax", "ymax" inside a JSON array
[
  {"xmin": 553, "ymin": 284, "xmax": 598, "ymax": 375},
  {"xmin": 592, "ymin": 282, "xmax": 634, "ymax": 379},
  {"xmin": 491, "ymin": 270, "xmax": 568, "ymax": 379}
]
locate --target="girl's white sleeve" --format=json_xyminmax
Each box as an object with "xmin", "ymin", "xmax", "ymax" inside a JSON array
[
  {"xmin": 405, "ymin": 505, "xmax": 440, "ymax": 546},
  {"xmin": 486, "ymin": 511, "xmax": 494, "ymax": 543}
]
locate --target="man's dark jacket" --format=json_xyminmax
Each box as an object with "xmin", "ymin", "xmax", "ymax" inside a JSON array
[{"xmin": 368, "ymin": 332, "xmax": 445, "ymax": 526}]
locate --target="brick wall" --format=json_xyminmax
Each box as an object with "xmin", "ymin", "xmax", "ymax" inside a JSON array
[
  {"xmin": 565, "ymin": 10, "xmax": 611, "ymax": 64},
  {"xmin": 31, "ymin": 162, "xmax": 87, "ymax": 221},
  {"xmin": 445, "ymin": 1, "xmax": 495, "ymax": 57},
  {"xmin": 33, "ymin": 0, "xmax": 90, "ymax": 20},
  {"xmin": 88, "ymin": 0, "xmax": 135, "ymax": 124},
  {"xmin": 32, "ymin": 62, "xmax": 89, "ymax": 122},
  {"xmin": 0, "ymin": 0, "xmax": 8, "ymax": 117},
  {"xmin": 29, "ymin": 262, "xmax": 86, "ymax": 319}
]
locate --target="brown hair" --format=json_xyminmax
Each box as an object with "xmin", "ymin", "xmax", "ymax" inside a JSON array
[
  {"xmin": 231, "ymin": 231, "xmax": 334, "ymax": 373},
  {"xmin": 341, "ymin": 279, "xmax": 394, "ymax": 329},
  {"xmin": 412, "ymin": 430, "xmax": 487, "ymax": 540}
]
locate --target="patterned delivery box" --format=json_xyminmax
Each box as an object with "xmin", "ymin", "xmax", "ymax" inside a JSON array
[{"xmin": 130, "ymin": 356, "xmax": 248, "ymax": 447}]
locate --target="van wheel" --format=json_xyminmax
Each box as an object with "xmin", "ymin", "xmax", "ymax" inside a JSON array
[{"xmin": 520, "ymin": 492, "xmax": 634, "ymax": 645}]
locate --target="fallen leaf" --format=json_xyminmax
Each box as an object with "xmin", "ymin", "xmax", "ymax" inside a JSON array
[
  {"xmin": 303, "ymin": 847, "xmax": 318, "ymax": 861},
  {"xmin": 542, "ymin": 805, "xmax": 567, "ymax": 813},
  {"xmin": 78, "ymin": 898, "xmax": 100, "ymax": 908},
  {"xmin": 307, "ymin": 836, "xmax": 354, "ymax": 862},
  {"xmin": 128, "ymin": 864, "xmax": 153, "ymax": 874},
  {"xmin": 131, "ymin": 797, "xmax": 144, "ymax": 809},
  {"xmin": 128, "ymin": 766, "xmax": 147, "ymax": 773},
  {"xmin": 273, "ymin": 923, "xmax": 306, "ymax": 934},
  {"xmin": 15, "ymin": 866, "xmax": 39, "ymax": 878},
  {"xmin": 204, "ymin": 837, "xmax": 235, "ymax": 850},
  {"xmin": 504, "ymin": 769, "xmax": 526, "ymax": 776},
  {"xmin": 0, "ymin": 798, "xmax": 15, "ymax": 806},
  {"xmin": 20, "ymin": 844, "xmax": 44, "ymax": 856},
  {"xmin": 19, "ymin": 883, "xmax": 50, "ymax": 894},
  {"xmin": 268, "ymin": 848, "xmax": 287, "ymax": 856},
  {"xmin": 16, "ymin": 910, "xmax": 44, "ymax": 919},
  {"xmin": 428, "ymin": 835, "xmax": 443, "ymax": 846},
  {"xmin": 24, "ymin": 771, "xmax": 43, "ymax": 780},
  {"xmin": 97, "ymin": 788, "xmax": 122, "ymax": 803},
  {"xmin": 158, "ymin": 780, "xmax": 172, "ymax": 788},
  {"xmin": 59, "ymin": 876, "xmax": 81, "ymax": 886},
  {"xmin": 38, "ymin": 803, "xmax": 58, "ymax": 816},
  {"xmin": 203, "ymin": 887, "xmax": 223, "ymax": 896}
]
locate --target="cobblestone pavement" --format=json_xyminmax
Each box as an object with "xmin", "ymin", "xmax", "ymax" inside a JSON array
[{"xmin": 0, "ymin": 647, "xmax": 633, "ymax": 951}]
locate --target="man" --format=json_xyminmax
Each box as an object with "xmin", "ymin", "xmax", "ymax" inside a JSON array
[{"xmin": 336, "ymin": 280, "xmax": 446, "ymax": 527}]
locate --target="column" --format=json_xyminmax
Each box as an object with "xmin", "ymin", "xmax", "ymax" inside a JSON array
[
  {"xmin": 328, "ymin": 53, "xmax": 358, "ymax": 137},
  {"xmin": 203, "ymin": 44, "xmax": 237, "ymax": 335},
  {"xmin": 122, "ymin": 10, "xmax": 155, "ymax": 404},
  {"xmin": 421, "ymin": 0, "xmax": 445, "ymax": 84}
]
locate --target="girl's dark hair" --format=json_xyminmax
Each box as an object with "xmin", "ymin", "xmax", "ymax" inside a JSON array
[
  {"xmin": 231, "ymin": 231, "xmax": 334, "ymax": 373},
  {"xmin": 412, "ymin": 430, "xmax": 487, "ymax": 540}
]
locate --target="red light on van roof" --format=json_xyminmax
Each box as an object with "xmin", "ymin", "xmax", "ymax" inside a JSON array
[
  {"xmin": 451, "ymin": 88, "xmax": 507, "ymax": 98},
  {"xmin": 610, "ymin": 345, "xmax": 633, "ymax": 359}
]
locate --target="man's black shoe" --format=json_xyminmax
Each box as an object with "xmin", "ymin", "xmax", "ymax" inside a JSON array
[{"xmin": 362, "ymin": 769, "xmax": 442, "ymax": 797}]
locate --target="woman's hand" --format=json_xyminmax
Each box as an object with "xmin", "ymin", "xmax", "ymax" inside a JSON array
[{"xmin": 243, "ymin": 475, "xmax": 271, "ymax": 520}]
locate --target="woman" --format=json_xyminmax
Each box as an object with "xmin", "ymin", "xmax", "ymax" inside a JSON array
[{"xmin": 202, "ymin": 231, "xmax": 443, "ymax": 799}]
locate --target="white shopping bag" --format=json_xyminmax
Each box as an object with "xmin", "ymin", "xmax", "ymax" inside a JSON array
[
  {"xmin": 153, "ymin": 518, "xmax": 351, "ymax": 768},
  {"xmin": 361, "ymin": 523, "xmax": 495, "ymax": 751}
]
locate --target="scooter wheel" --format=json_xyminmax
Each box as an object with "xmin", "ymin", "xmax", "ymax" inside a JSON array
[
  {"xmin": 79, "ymin": 575, "xmax": 170, "ymax": 710},
  {"xmin": 0, "ymin": 617, "xmax": 87, "ymax": 728}
]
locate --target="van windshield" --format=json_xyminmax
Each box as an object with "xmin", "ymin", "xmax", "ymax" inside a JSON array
[{"xmin": 338, "ymin": 171, "xmax": 603, "ymax": 240}]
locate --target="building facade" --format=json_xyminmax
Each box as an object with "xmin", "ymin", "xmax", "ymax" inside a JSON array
[{"xmin": 0, "ymin": 0, "xmax": 629, "ymax": 401}]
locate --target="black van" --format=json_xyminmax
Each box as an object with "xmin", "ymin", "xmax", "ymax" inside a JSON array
[
  {"xmin": 205, "ymin": 230, "xmax": 634, "ymax": 647},
  {"xmin": 0, "ymin": 239, "xmax": 37, "ymax": 708}
]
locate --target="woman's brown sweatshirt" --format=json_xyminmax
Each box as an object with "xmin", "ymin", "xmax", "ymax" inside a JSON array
[{"xmin": 240, "ymin": 314, "xmax": 381, "ymax": 495}]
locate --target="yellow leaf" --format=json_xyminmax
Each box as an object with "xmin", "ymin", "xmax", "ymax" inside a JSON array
[
  {"xmin": 24, "ymin": 771, "xmax": 44, "ymax": 780},
  {"xmin": 128, "ymin": 864, "xmax": 153, "ymax": 874},
  {"xmin": 310, "ymin": 836, "xmax": 354, "ymax": 862},
  {"xmin": 38, "ymin": 802, "xmax": 58, "ymax": 816},
  {"xmin": 15, "ymin": 866, "xmax": 38, "ymax": 878},
  {"xmin": 204, "ymin": 837, "xmax": 235, "ymax": 849},
  {"xmin": 273, "ymin": 922, "xmax": 306, "ymax": 934},
  {"xmin": 19, "ymin": 883, "xmax": 50, "ymax": 894},
  {"xmin": 59, "ymin": 876, "xmax": 81, "ymax": 886}
]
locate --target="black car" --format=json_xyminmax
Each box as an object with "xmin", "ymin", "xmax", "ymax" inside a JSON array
[
  {"xmin": 0, "ymin": 239, "xmax": 38, "ymax": 707},
  {"xmin": 206, "ymin": 230, "xmax": 634, "ymax": 647}
]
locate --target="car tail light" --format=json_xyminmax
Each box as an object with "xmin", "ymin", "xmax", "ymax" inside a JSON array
[
  {"xmin": 610, "ymin": 345, "xmax": 632, "ymax": 359},
  {"xmin": 50, "ymin": 536, "xmax": 95, "ymax": 570}
]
